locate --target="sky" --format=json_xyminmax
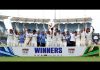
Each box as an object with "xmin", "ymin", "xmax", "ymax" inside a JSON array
[{"xmin": 0, "ymin": 10, "xmax": 100, "ymax": 33}]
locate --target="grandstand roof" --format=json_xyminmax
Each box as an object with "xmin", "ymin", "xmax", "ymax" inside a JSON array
[
  {"xmin": 0, "ymin": 15, "xmax": 92, "ymax": 23},
  {"xmin": 0, "ymin": 15, "xmax": 9, "ymax": 20},
  {"xmin": 54, "ymin": 17, "xmax": 92, "ymax": 23},
  {"xmin": 11, "ymin": 17, "xmax": 50, "ymax": 23}
]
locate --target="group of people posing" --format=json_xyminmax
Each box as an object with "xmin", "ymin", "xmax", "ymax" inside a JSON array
[{"xmin": 6, "ymin": 27, "xmax": 94, "ymax": 47}]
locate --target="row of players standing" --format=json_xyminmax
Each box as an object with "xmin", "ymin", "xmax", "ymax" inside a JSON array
[
  {"xmin": 51, "ymin": 27, "xmax": 94, "ymax": 47},
  {"xmin": 69, "ymin": 28, "xmax": 94, "ymax": 46},
  {"xmin": 6, "ymin": 28, "xmax": 64, "ymax": 47},
  {"xmin": 6, "ymin": 27, "xmax": 94, "ymax": 47}
]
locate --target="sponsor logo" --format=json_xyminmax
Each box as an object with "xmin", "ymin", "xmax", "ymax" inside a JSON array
[
  {"xmin": 22, "ymin": 48, "xmax": 29, "ymax": 55},
  {"xmin": 68, "ymin": 48, "xmax": 75, "ymax": 53}
]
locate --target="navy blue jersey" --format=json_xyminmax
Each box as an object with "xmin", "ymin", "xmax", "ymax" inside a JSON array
[
  {"xmin": 41, "ymin": 34, "xmax": 46, "ymax": 44},
  {"xmin": 37, "ymin": 34, "xmax": 42, "ymax": 43},
  {"xmin": 19, "ymin": 34, "xmax": 25, "ymax": 43}
]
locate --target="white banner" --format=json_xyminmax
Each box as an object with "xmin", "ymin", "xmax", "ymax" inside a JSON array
[
  {"xmin": 12, "ymin": 47, "xmax": 35, "ymax": 56},
  {"xmin": 11, "ymin": 46, "xmax": 87, "ymax": 56}
]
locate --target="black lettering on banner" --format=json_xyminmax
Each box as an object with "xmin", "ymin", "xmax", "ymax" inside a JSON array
[
  {"xmin": 22, "ymin": 48, "xmax": 29, "ymax": 54},
  {"xmin": 55, "ymin": 48, "xmax": 58, "ymax": 53},
  {"xmin": 59, "ymin": 48, "xmax": 62, "ymax": 53},
  {"xmin": 47, "ymin": 48, "xmax": 51, "ymax": 53},
  {"xmin": 35, "ymin": 48, "xmax": 41, "ymax": 53},
  {"xmin": 68, "ymin": 48, "xmax": 75, "ymax": 53},
  {"xmin": 43, "ymin": 48, "xmax": 47, "ymax": 53},
  {"xmin": 35, "ymin": 47, "xmax": 62, "ymax": 54},
  {"xmin": 51, "ymin": 48, "xmax": 54, "ymax": 53}
]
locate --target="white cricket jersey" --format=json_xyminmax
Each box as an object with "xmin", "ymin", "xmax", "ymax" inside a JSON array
[
  {"xmin": 62, "ymin": 35, "xmax": 66, "ymax": 41},
  {"xmin": 7, "ymin": 33, "xmax": 14, "ymax": 45},
  {"xmin": 14, "ymin": 34, "xmax": 19, "ymax": 40},
  {"xmin": 75, "ymin": 35, "xmax": 80, "ymax": 41},
  {"xmin": 47, "ymin": 34, "xmax": 52, "ymax": 41},
  {"xmin": 81, "ymin": 31, "xmax": 86, "ymax": 39},
  {"xmin": 70, "ymin": 33, "xmax": 75, "ymax": 41},
  {"xmin": 32, "ymin": 34, "xmax": 37, "ymax": 42},
  {"xmin": 62, "ymin": 35, "xmax": 66, "ymax": 39},
  {"xmin": 86, "ymin": 32, "xmax": 92, "ymax": 40},
  {"xmin": 56, "ymin": 33, "xmax": 62, "ymax": 41},
  {"xmin": 30, "ymin": 33, "xmax": 33, "ymax": 37},
  {"xmin": 53, "ymin": 35, "xmax": 57, "ymax": 41},
  {"xmin": 7, "ymin": 33, "xmax": 13, "ymax": 40},
  {"xmin": 25, "ymin": 32, "xmax": 32, "ymax": 38}
]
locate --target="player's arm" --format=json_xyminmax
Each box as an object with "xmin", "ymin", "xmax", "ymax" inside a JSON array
[
  {"xmin": 28, "ymin": 38, "xmax": 32, "ymax": 45},
  {"xmin": 27, "ymin": 34, "xmax": 32, "ymax": 45},
  {"xmin": 90, "ymin": 26, "xmax": 95, "ymax": 33}
]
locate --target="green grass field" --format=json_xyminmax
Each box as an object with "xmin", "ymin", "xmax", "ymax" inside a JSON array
[{"xmin": 0, "ymin": 56, "xmax": 100, "ymax": 62}]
